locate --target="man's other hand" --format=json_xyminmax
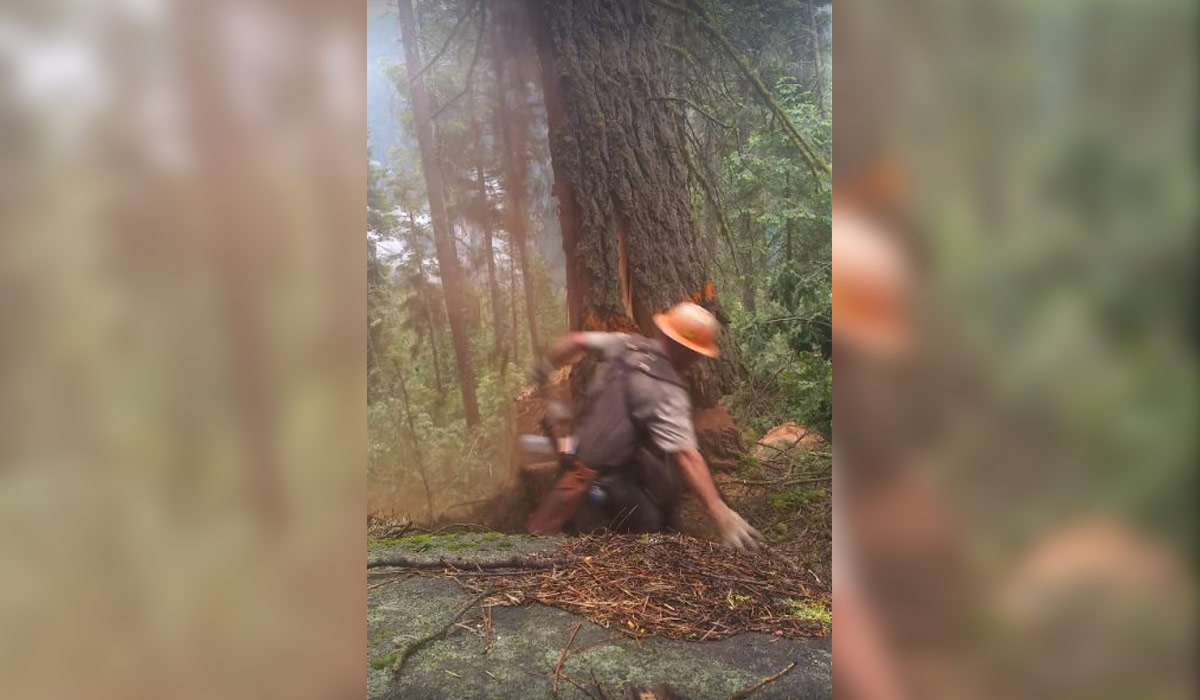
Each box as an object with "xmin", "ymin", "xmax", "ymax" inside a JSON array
[
  {"xmin": 530, "ymin": 359, "xmax": 553, "ymax": 387},
  {"xmin": 715, "ymin": 507, "xmax": 765, "ymax": 551}
]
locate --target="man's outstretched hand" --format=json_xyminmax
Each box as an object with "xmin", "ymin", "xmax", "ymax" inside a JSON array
[
  {"xmin": 674, "ymin": 448, "xmax": 765, "ymax": 552},
  {"xmin": 715, "ymin": 506, "xmax": 765, "ymax": 552}
]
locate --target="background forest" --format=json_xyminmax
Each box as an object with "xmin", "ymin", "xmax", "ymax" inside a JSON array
[{"xmin": 368, "ymin": 0, "xmax": 831, "ymax": 519}]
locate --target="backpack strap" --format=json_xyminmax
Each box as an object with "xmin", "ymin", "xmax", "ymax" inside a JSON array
[{"xmin": 619, "ymin": 338, "xmax": 687, "ymax": 389}]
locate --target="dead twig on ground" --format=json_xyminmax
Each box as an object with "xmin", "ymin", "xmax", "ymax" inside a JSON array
[
  {"xmin": 411, "ymin": 522, "xmax": 497, "ymax": 536},
  {"xmin": 481, "ymin": 604, "xmax": 493, "ymax": 651},
  {"xmin": 390, "ymin": 586, "xmax": 514, "ymax": 679},
  {"xmin": 728, "ymin": 661, "xmax": 796, "ymax": 699},
  {"xmin": 367, "ymin": 573, "xmax": 414, "ymax": 591},
  {"xmin": 560, "ymin": 674, "xmax": 602, "ymax": 700},
  {"xmin": 368, "ymin": 513, "xmax": 413, "ymax": 540},
  {"xmin": 552, "ymin": 621, "xmax": 584, "ymax": 694},
  {"xmin": 591, "ymin": 668, "xmax": 614, "ymax": 700},
  {"xmin": 730, "ymin": 473, "xmax": 831, "ymax": 488},
  {"xmin": 756, "ymin": 440, "xmax": 831, "ymax": 461}
]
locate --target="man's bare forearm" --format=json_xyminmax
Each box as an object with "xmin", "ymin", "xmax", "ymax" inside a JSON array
[
  {"xmin": 674, "ymin": 447, "xmax": 728, "ymax": 517},
  {"xmin": 676, "ymin": 447, "xmax": 764, "ymax": 550}
]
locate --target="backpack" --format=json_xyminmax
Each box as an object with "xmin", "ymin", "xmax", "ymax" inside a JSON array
[
  {"xmin": 575, "ymin": 337, "xmax": 686, "ymax": 513},
  {"xmin": 572, "ymin": 337, "xmax": 681, "ymax": 465},
  {"xmin": 526, "ymin": 335, "xmax": 686, "ymax": 535}
]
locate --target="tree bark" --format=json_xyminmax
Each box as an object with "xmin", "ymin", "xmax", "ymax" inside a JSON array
[
  {"xmin": 508, "ymin": 237, "xmax": 522, "ymax": 367},
  {"xmin": 528, "ymin": 0, "xmax": 742, "ymax": 407},
  {"xmin": 398, "ymin": 0, "xmax": 480, "ymax": 426},
  {"xmin": 807, "ymin": 0, "xmax": 826, "ymax": 121},
  {"xmin": 491, "ymin": 15, "xmax": 542, "ymax": 355}
]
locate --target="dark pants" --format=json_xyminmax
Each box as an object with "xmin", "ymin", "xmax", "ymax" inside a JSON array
[{"xmin": 568, "ymin": 454, "xmax": 681, "ymax": 534}]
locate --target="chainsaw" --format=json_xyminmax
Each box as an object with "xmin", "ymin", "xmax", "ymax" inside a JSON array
[{"xmin": 519, "ymin": 380, "xmax": 608, "ymax": 533}]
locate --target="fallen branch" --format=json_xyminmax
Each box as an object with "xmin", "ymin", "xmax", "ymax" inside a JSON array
[
  {"xmin": 390, "ymin": 586, "xmax": 513, "ymax": 678},
  {"xmin": 729, "ymin": 661, "xmax": 797, "ymax": 699},
  {"xmin": 728, "ymin": 461, "xmax": 830, "ymax": 487},
  {"xmin": 411, "ymin": 522, "xmax": 496, "ymax": 536},
  {"xmin": 368, "ymin": 554, "xmax": 580, "ymax": 570}
]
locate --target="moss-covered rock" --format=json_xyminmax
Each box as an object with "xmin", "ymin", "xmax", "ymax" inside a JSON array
[{"xmin": 368, "ymin": 541, "xmax": 832, "ymax": 700}]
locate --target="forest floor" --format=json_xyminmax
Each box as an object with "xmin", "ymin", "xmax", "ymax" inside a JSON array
[
  {"xmin": 367, "ymin": 392, "xmax": 833, "ymax": 699},
  {"xmin": 367, "ymin": 534, "xmax": 831, "ymax": 700}
]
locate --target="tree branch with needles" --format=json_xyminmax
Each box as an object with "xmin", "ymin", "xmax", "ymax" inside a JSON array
[
  {"xmin": 407, "ymin": 0, "xmax": 479, "ymax": 87},
  {"xmin": 428, "ymin": 0, "xmax": 488, "ymax": 123},
  {"xmin": 652, "ymin": 0, "xmax": 829, "ymax": 178},
  {"xmin": 673, "ymin": 109, "xmax": 741, "ymax": 279}
]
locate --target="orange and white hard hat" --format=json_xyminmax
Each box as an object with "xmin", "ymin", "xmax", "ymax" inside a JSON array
[{"xmin": 653, "ymin": 302, "xmax": 721, "ymax": 357}]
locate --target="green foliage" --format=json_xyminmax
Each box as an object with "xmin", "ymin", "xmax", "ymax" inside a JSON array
[
  {"xmin": 370, "ymin": 651, "xmax": 400, "ymax": 671},
  {"xmin": 768, "ymin": 487, "xmax": 827, "ymax": 510},
  {"xmin": 660, "ymin": 7, "xmax": 833, "ymax": 439},
  {"xmin": 729, "ymin": 310, "xmax": 832, "ymax": 440},
  {"xmin": 782, "ymin": 599, "xmax": 832, "ymax": 631}
]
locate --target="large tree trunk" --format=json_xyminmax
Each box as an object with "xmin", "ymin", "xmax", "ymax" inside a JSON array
[
  {"xmin": 528, "ymin": 0, "xmax": 742, "ymax": 408},
  {"xmin": 491, "ymin": 11, "xmax": 542, "ymax": 355},
  {"xmin": 398, "ymin": 0, "xmax": 480, "ymax": 426}
]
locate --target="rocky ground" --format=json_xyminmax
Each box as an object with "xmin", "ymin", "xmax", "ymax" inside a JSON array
[{"xmin": 367, "ymin": 533, "xmax": 831, "ymax": 700}]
